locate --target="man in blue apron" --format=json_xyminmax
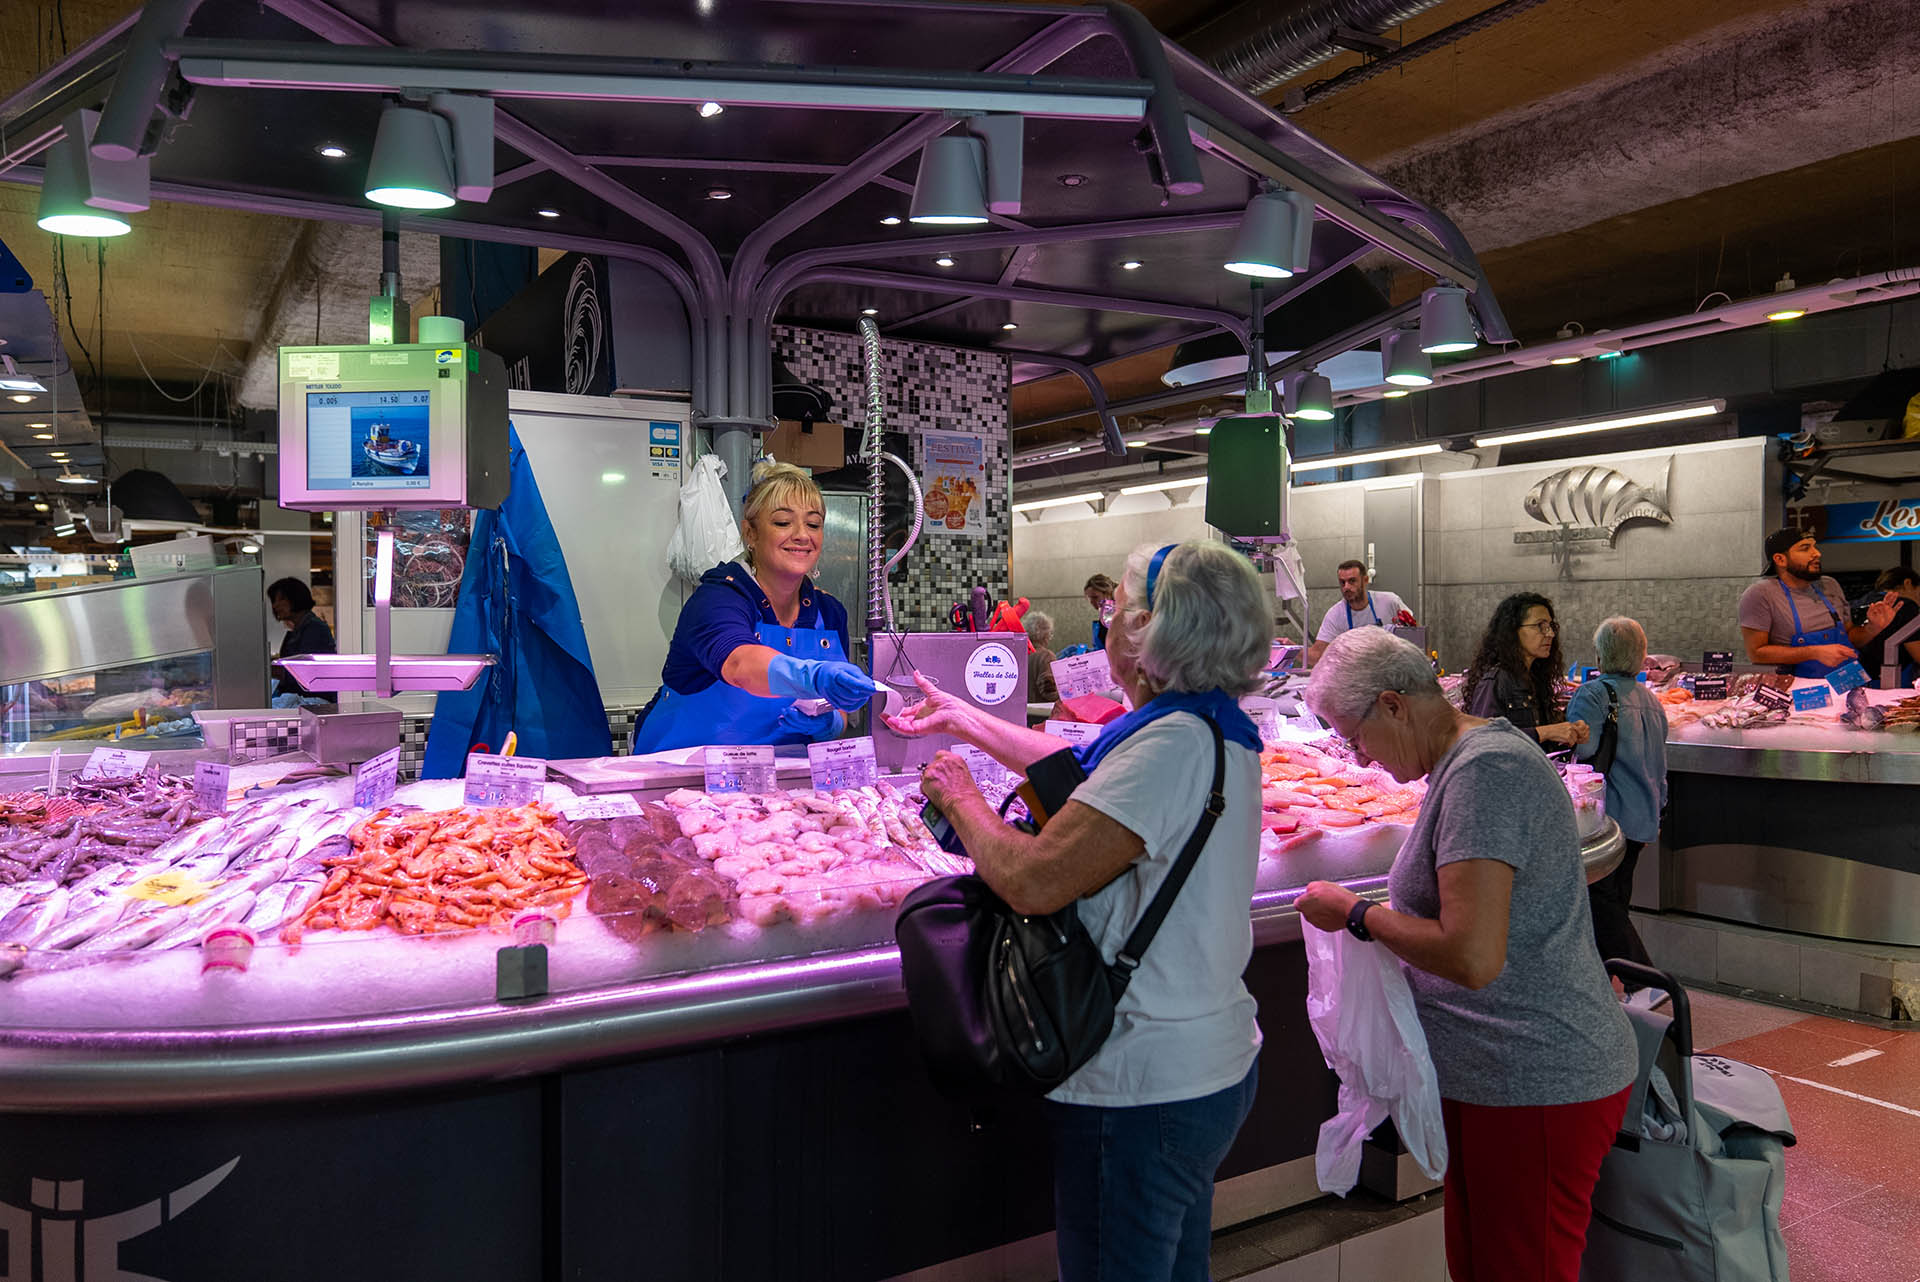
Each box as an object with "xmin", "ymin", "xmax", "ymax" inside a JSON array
[
  {"xmin": 1307, "ymin": 560, "xmax": 1411, "ymax": 667},
  {"xmin": 633, "ymin": 462, "xmax": 875, "ymax": 753},
  {"xmin": 1737, "ymin": 529, "xmax": 1895, "ymax": 678}
]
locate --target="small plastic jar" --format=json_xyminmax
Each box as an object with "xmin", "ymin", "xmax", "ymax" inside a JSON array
[{"xmin": 201, "ymin": 924, "xmax": 258, "ymax": 974}]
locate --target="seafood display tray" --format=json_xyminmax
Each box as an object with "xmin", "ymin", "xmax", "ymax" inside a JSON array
[{"xmin": 278, "ymin": 654, "xmax": 495, "ymax": 692}]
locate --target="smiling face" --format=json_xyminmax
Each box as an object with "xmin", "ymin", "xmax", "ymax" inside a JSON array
[
  {"xmin": 1516, "ymin": 604, "xmax": 1558, "ymax": 663},
  {"xmin": 1337, "ymin": 565, "xmax": 1368, "ymax": 608},
  {"xmin": 744, "ymin": 498, "xmax": 825, "ymax": 582}
]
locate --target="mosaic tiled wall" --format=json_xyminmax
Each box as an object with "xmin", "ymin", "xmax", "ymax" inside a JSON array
[
  {"xmin": 397, "ymin": 705, "xmax": 647, "ymax": 782},
  {"xmin": 772, "ymin": 325, "xmax": 1011, "ymax": 631}
]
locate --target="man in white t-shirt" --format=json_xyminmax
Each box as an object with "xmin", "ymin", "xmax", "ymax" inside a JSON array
[{"xmin": 1307, "ymin": 560, "xmax": 1411, "ymax": 666}]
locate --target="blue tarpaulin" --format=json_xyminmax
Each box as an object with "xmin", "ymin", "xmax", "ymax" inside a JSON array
[{"xmin": 423, "ymin": 426, "xmax": 610, "ymax": 778}]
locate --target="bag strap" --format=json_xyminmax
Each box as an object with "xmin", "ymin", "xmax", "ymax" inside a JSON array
[{"xmin": 1108, "ymin": 717, "xmax": 1227, "ymax": 992}]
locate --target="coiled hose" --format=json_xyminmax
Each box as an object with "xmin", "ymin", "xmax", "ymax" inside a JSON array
[{"xmin": 855, "ymin": 318, "xmax": 923, "ymax": 635}]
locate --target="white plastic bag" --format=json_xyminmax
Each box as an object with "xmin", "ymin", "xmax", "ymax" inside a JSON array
[
  {"xmin": 1302, "ymin": 921, "xmax": 1448, "ymax": 1195},
  {"xmin": 667, "ymin": 454, "xmax": 746, "ymax": 585}
]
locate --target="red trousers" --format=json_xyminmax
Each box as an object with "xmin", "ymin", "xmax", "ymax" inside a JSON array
[{"xmin": 1441, "ymin": 1085, "xmax": 1631, "ymax": 1282}]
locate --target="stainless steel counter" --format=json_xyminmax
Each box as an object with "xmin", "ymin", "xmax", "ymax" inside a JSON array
[
  {"xmin": 0, "ymin": 822, "xmax": 1623, "ymax": 1113},
  {"xmin": 1666, "ymin": 726, "xmax": 1920, "ymax": 785}
]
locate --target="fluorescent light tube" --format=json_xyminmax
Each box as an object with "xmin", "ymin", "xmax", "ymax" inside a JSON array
[
  {"xmin": 1118, "ymin": 476, "xmax": 1208, "ymax": 495},
  {"xmin": 1473, "ymin": 402, "xmax": 1723, "ymax": 447},
  {"xmin": 1290, "ymin": 443, "xmax": 1444, "ymax": 475},
  {"xmin": 1012, "ymin": 492, "xmax": 1103, "ymax": 513}
]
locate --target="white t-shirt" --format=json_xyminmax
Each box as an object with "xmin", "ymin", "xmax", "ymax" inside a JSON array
[
  {"xmin": 1049, "ymin": 713, "xmax": 1263, "ymax": 1107},
  {"xmin": 1316, "ymin": 590, "xmax": 1409, "ymax": 644}
]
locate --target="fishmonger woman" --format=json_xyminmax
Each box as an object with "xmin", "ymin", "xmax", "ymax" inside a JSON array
[{"xmin": 631, "ymin": 461, "xmax": 875, "ymax": 751}]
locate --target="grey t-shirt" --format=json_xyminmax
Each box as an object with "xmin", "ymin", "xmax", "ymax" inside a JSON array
[
  {"xmin": 1387, "ymin": 720, "xmax": 1636, "ymax": 1107},
  {"xmin": 1737, "ymin": 575, "xmax": 1850, "ymax": 669}
]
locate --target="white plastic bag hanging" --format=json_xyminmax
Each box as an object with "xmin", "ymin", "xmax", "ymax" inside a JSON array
[
  {"xmin": 667, "ymin": 454, "xmax": 746, "ymax": 585},
  {"xmin": 1302, "ymin": 921, "xmax": 1448, "ymax": 1196}
]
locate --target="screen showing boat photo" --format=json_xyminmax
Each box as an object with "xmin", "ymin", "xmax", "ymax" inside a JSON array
[{"xmin": 306, "ymin": 390, "xmax": 433, "ymax": 492}]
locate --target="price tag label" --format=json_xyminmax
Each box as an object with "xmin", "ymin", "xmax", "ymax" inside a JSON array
[
  {"xmin": 193, "ymin": 760, "xmax": 231, "ymax": 815},
  {"xmin": 1702, "ymin": 650, "xmax": 1734, "ymax": 676},
  {"xmin": 808, "ymin": 737, "xmax": 879, "ymax": 791},
  {"xmin": 226, "ymin": 716, "xmax": 294, "ymax": 764},
  {"xmin": 1043, "ymin": 720, "xmax": 1101, "ymax": 746},
  {"xmin": 1792, "ymin": 685, "xmax": 1831, "ymax": 712},
  {"xmin": 1693, "ymin": 675, "xmax": 1729, "ymax": 701},
  {"xmin": 1826, "ymin": 660, "xmax": 1870, "ymax": 693},
  {"xmin": 80, "ymin": 747, "xmax": 150, "ymax": 782},
  {"xmin": 353, "ymin": 747, "xmax": 401, "ymax": 810},
  {"xmin": 1754, "ymin": 683, "xmax": 1793, "ymax": 712},
  {"xmin": 954, "ymin": 744, "xmax": 1021, "ymax": 804},
  {"xmin": 704, "ymin": 745, "xmax": 775, "ymax": 795},
  {"xmin": 123, "ymin": 871, "xmax": 215, "ymax": 906},
  {"xmin": 1238, "ymin": 697, "xmax": 1284, "ymax": 745},
  {"xmin": 463, "ymin": 753, "xmax": 549, "ymax": 808},
  {"xmin": 559, "ymin": 793, "xmax": 643, "ymax": 821},
  {"xmin": 1051, "ymin": 650, "xmax": 1115, "ymax": 701}
]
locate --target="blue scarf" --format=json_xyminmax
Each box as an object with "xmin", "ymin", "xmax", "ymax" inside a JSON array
[{"xmin": 1072, "ymin": 689, "xmax": 1262, "ymax": 773}]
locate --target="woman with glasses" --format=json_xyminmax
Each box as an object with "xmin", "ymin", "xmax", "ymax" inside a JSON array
[
  {"xmin": 1461, "ymin": 592, "xmax": 1589, "ymax": 749},
  {"xmin": 1295, "ymin": 627, "xmax": 1635, "ymax": 1282}
]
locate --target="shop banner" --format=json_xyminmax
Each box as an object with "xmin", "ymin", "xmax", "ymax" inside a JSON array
[
  {"xmin": 1815, "ymin": 498, "xmax": 1920, "ymax": 542},
  {"xmin": 920, "ymin": 431, "xmax": 986, "ymax": 538}
]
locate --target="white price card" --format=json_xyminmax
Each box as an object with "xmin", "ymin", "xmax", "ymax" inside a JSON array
[
  {"xmin": 353, "ymin": 747, "xmax": 401, "ymax": 810},
  {"xmin": 559, "ymin": 793, "xmax": 643, "ymax": 821},
  {"xmin": 954, "ymin": 744, "xmax": 1021, "ymax": 805},
  {"xmin": 1051, "ymin": 650, "xmax": 1115, "ymax": 701},
  {"xmin": 704, "ymin": 745, "xmax": 776, "ymax": 795},
  {"xmin": 1239, "ymin": 697, "xmax": 1284, "ymax": 745},
  {"xmin": 1042, "ymin": 720, "xmax": 1100, "ymax": 746},
  {"xmin": 809, "ymin": 737, "xmax": 879, "ymax": 791},
  {"xmin": 81, "ymin": 747, "xmax": 150, "ymax": 782},
  {"xmin": 463, "ymin": 753, "xmax": 548, "ymax": 808},
  {"xmin": 193, "ymin": 760, "xmax": 231, "ymax": 815}
]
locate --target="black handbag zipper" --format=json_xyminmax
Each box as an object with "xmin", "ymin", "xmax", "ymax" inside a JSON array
[{"xmin": 1001, "ymin": 937, "xmax": 1046, "ymax": 1054}]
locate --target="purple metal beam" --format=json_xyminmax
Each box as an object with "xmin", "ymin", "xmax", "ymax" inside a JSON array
[
  {"xmin": 803, "ymin": 267, "xmax": 1244, "ymax": 332},
  {"xmin": 1003, "ymin": 350, "xmax": 1125, "ymax": 454},
  {"xmin": 576, "ymin": 154, "xmax": 914, "ymax": 194}
]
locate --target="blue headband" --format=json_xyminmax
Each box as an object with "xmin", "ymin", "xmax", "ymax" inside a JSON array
[{"xmin": 1145, "ymin": 544, "xmax": 1177, "ymax": 610}]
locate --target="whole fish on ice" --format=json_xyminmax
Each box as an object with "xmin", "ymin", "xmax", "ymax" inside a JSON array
[{"xmin": 1523, "ymin": 459, "xmax": 1672, "ymax": 540}]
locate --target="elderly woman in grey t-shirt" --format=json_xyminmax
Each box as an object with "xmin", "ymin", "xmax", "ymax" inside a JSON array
[{"xmin": 1294, "ymin": 628, "xmax": 1636, "ymax": 1282}]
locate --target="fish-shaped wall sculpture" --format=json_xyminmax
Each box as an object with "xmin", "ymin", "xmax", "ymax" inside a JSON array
[{"xmin": 1523, "ymin": 458, "xmax": 1672, "ymax": 540}]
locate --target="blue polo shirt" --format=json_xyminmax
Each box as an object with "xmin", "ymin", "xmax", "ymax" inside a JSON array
[{"xmin": 660, "ymin": 562, "xmax": 851, "ymax": 695}]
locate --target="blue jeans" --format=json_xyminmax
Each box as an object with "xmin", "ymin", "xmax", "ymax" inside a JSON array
[{"xmin": 1045, "ymin": 1062, "xmax": 1259, "ymax": 1282}]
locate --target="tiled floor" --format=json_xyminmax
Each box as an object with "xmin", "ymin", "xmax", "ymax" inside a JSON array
[{"xmin": 1217, "ymin": 989, "xmax": 1919, "ymax": 1282}]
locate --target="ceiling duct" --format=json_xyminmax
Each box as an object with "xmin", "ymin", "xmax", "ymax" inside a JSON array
[{"xmin": 1189, "ymin": 1, "xmax": 1447, "ymax": 98}]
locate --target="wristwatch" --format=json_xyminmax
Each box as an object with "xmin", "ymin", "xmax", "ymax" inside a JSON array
[{"xmin": 1345, "ymin": 900, "xmax": 1375, "ymax": 942}]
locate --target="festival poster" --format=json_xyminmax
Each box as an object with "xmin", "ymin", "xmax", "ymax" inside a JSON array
[{"xmin": 919, "ymin": 431, "xmax": 986, "ymax": 539}]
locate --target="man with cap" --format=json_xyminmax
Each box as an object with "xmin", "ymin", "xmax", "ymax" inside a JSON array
[{"xmin": 1738, "ymin": 529, "xmax": 1896, "ymax": 678}]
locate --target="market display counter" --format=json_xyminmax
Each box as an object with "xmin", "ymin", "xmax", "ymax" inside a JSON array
[
  {"xmin": 1661, "ymin": 692, "xmax": 1920, "ymax": 946},
  {"xmin": 0, "ymin": 755, "xmax": 1619, "ymax": 1282}
]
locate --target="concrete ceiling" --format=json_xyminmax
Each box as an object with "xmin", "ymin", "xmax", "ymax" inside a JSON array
[{"xmin": 4, "ymin": 0, "xmax": 1918, "ymax": 459}]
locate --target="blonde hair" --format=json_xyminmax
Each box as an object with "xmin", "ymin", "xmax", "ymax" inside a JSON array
[{"xmin": 740, "ymin": 461, "xmax": 824, "ymax": 566}]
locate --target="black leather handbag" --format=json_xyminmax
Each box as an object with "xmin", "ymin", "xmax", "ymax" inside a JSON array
[
  {"xmin": 894, "ymin": 720, "xmax": 1227, "ymax": 1102},
  {"xmin": 1587, "ymin": 679, "xmax": 1621, "ymax": 774}
]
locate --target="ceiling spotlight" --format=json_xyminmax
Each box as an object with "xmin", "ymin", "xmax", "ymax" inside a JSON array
[
  {"xmin": 1224, "ymin": 188, "xmax": 1313, "ymax": 279},
  {"xmin": 934, "ymin": 255, "xmax": 957, "ymax": 268},
  {"xmin": 0, "ymin": 357, "xmax": 46, "ymax": 394},
  {"xmin": 860, "ymin": 307, "xmax": 879, "ymax": 316},
  {"xmin": 364, "ymin": 104, "xmax": 457, "ymax": 209},
  {"xmin": 1056, "ymin": 173, "xmax": 1088, "ymax": 188},
  {"xmin": 1418, "ymin": 285, "xmax": 1478, "ymax": 354},
  {"xmin": 910, "ymin": 134, "xmax": 990, "ymax": 226},
  {"xmin": 32, "ymin": 432, "xmax": 54, "ymax": 440},
  {"xmin": 1286, "ymin": 371, "xmax": 1336, "ymax": 422},
  {"xmin": 536, "ymin": 207, "xmax": 561, "ymax": 218},
  {"xmin": 1381, "ymin": 389, "xmax": 1410, "ymax": 399},
  {"xmin": 317, "ymin": 144, "xmax": 349, "ymax": 159},
  {"xmin": 1001, "ymin": 322, "xmax": 1019, "ymax": 331},
  {"xmin": 35, "ymin": 109, "xmax": 142, "ymax": 238},
  {"xmin": 1120, "ymin": 260, "xmax": 1143, "ymax": 271},
  {"xmin": 1382, "ymin": 330, "xmax": 1434, "ymax": 387},
  {"xmin": 1548, "ymin": 355, "xmax": 1583, "ymax": 366},
  {"xmin": 1766, "ymin": 307, "xmax": 1806, "ymax": 322},
  {"xmin": 705, "ymin": 186, "xmax": 733, "ymax": 201},
  {"xmin": 1126, "ymin": 439, "xmax": 1148, "ymax": 448},
  {"xmin": 239, "ymin": 541, "xmax": 261, "ymax": 554},
  {"xmin": 880, "ymin": 215, "xmax": 902, "ymax": 226},
  {"xmin": 47, "ymin": 451, "xmax": 67, "ymax": 460},
  {"xmin": 32, "ymin": 502, "xmax": 48, "ymax": 513},
  {"xmin": 7, "ymin": 394, "xmax": 33, "ymax": 404},
  {"xmin": 698, "ymin": 101, "xmax": 724, "ymax": 118},
  {"xmin": 55, "ymin": 470, "xmax": 96, "ymax": 486},
  {"xmin": 25, "ymin": 422, "xmax": 50, "ymax": 429}
]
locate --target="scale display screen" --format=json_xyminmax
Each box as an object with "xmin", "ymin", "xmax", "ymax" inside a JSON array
[{"xmin": 306, "ymin": 390, "xmax": 433, "ymax": 492}]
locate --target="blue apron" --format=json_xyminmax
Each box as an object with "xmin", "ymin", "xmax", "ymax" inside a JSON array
[
  {"xmin": 1779, "ymin": 580, "xmax": 1849, "ymax": 679},
  {"xmin": 1345, "ymin": 594, "xmax": 1384, "ymax": 631},
  {"xmin": 631, "ymin": 617, "xmax": 848, "ymax": 753}
]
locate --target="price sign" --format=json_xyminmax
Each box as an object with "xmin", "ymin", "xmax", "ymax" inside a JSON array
[
  {"xmin": 704, "ymin": 745, "xmax": 775, "ymax": 795},
  {"xmin": 80, "ymin": 747, "xmax": 150, "ymax": 782},
  {"xmin": 1043, "ymin": 720, "xmax": 1101, "ymax": 746},
  {"xmin": 954, "ymin": 744, "xmax": 1021, "ymax": 804},
  {"xmin": 1826, "ymin": 660, "xmax": 1870, "ymax": 693},
  {"xmin": 559, "ymin": 793, "xmax": 643, "ymax": 821},
  {"xmin": 1702, "ymin": 650, "xmax": 1734, "ymax": 676},
  {"xmin": 353, "ymin": 747, "xmax": 401, "ymax": 809},
  {"xmin": 1051, "ymin": 650, "xmax": 1115, "ymax": 701},
  {"xmin": 1238, "ymin": 697, "xmax": 1284, "ymax": 745},
  {"xmin": 808, "ymin": 737, "xmax": 879, "ymax": 791},
  {"xmin": 463, "ymin": 753, "xmax": 549, "ymax": 808},
  {"xmin": 1753, "ymin": 683, "xmax": 1793, "ymax": 712},
  {"xmin": 1792, "ymin": 685, "xmax": 1831, "ymax": 712},
  {"xmin": 123, "ymin": 871, "xmax": 215, "ymax": 906},
  {"xmin": 1693, "ymin": 675, "xmax": 1729, "ymax": 701},
  {"xmin": 193, "ymin": 760, "xmax": 231, "ymax": 815}
]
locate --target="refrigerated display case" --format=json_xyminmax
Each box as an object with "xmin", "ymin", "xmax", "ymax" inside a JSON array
[{"xmin": 0, "ymin": 565, "xmax": 266, "ymax": 751}]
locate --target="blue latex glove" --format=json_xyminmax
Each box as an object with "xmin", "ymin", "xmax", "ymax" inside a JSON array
[
  {"xmin": 777, "ymin": 704, "xmax": 844, "ymax": 741},
  {"xmin": 766, "ymin": 655, "xmax": 877, "ymax": 712}
]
